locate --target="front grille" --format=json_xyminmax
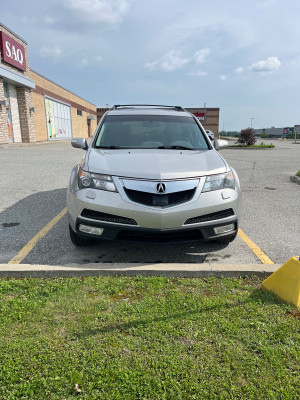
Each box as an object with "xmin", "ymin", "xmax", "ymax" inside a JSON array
[
  {"xmin": 124, "ymin": 188, "xmax": 196, "ymax": 207},
  {"xmin": 184, "ymin": 208, "xmax": 235, "ymax": 225},
  {"xmin": 81, "ymin": 209, "xmax": 138, "ymax": 225},
  {"xmin": 117, "ymin": 229, "xmax": 202, "ymax": 243}
]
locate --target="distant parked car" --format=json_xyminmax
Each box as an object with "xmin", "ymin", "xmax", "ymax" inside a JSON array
[{"xmin": 206, "ymin": 130, "xmax": 215, "ymax": 141}]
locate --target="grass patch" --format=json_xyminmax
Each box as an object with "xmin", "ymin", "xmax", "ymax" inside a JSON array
[
  {"xmin": 229, "ymin": 143, "xmax": 275, "ymax": 149},
  {"xmin": 0, "ymin": 276, "xmax": 299, "ymax": 399}
]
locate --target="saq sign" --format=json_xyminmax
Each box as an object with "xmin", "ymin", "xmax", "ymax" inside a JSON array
[{"xmin": 0, "ymin": 31, "xmax": 26, "ymax": 72}]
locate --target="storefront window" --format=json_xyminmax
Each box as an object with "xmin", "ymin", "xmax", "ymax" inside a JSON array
[{"xmin": 45, "ymin": 97, "xmax": 72, "ymax": 140}]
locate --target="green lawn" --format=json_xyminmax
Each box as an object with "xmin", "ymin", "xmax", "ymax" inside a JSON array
[{"xmin": 0, "ymin": 276, "xmax": 299, "ymax": 399}]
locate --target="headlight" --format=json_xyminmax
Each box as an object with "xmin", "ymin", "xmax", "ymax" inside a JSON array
[
  {"xmin": 202, "ymin": 171, "xmax": 235, "ymax": 192},
  {"xmin": 78, "ymin": 168, "xmax": 117, "ymax": 192}
]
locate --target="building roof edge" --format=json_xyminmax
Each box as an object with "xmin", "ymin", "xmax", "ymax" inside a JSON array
[
  {"xmin": 31, "ymin": 69, "xmax": 96, "ymax": 107},
  {"xmin": 0, "ymin": 21, "xmax": 27, "ymax": 44}
]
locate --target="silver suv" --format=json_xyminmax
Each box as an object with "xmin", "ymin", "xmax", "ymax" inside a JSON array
[{"xmin": 67, "ymin": 105, "xmax": 241, "ymax": 246}]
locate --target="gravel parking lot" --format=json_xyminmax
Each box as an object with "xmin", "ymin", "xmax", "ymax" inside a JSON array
[{"xmin": 0, "ymin": 139, "xmax": 299, "ymax": 266}]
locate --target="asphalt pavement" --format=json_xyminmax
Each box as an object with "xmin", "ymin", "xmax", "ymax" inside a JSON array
[{"xmin": 0, "ymin": 138, "xmax": 299, "ymax": 273}]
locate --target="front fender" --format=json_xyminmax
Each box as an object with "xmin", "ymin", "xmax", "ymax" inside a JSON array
[{"xmin": 69, "ymin": 164, "xmax": 80, "ymax": 194}]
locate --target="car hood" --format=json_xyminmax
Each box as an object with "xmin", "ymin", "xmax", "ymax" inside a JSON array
[{"xmin": 85, "ymin": 148, "xmax": 227, "ymax": 180}]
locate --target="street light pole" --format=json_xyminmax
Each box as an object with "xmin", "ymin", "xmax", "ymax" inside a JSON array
[{"xmin": 251, "ymin": 117, "xmax": 254, "ymax": 128}]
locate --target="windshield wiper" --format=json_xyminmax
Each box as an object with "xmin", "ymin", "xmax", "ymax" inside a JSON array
[{"xmin": 157, "ymin": 145, "xmax": 195, "ymax": 150}]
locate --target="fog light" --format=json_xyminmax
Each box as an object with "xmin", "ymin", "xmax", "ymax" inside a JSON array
[
  {"xmin": 214, "ymin": 224, "xmax": 235, "ymax": 235},
  {"xmin": 79, "ymin": 224, "xmax": 104, "ymax": 235}
]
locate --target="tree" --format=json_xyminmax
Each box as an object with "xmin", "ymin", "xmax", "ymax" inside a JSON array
[{"xmin": 238, "ymin": 127, "xmax": 256, "ymax": 146}]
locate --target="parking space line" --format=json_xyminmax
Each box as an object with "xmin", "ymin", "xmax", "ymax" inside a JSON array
[
  {"xmin": 7, "ymin": 208, "xmax": 274, "ymax": 265},
  {"xmin": 238, "ymin": 228, "xmax": 274, "ymax": 264},
  {"xmin": 8, "ymin": 207, "xmax": 67, "ymax": 265}
]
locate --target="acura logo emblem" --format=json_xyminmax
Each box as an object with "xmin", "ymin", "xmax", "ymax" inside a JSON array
[{"xmin": 156, "ymin": 183, "xmax": 167, "ymax": 194}]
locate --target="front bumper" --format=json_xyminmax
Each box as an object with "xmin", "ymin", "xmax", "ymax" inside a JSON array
[
  {"xmin": 67, "ymin": 183, "xmax": 241, "ymax": 243},
  {"xmin": 75, "ymin": 215, "xmax": 238, "ymax": 243}
]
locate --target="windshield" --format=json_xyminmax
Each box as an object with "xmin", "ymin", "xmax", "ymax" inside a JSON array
[{"xmin": 95, "ymin": 115, "xmax": 210, "ymax": 150}]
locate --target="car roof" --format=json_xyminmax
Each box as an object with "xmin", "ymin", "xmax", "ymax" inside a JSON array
[{"xmin": 106, "ymin": 105, "xmax": 193, "ymax": 118}]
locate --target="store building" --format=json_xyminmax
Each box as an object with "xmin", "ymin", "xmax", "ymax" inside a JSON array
[
  {"xmin": 0, "ymin": 22, "xmax": 97, "ymax": 144},
  {"xmin": 185, "ymin": 108, "xmax": 220, "ymax": 134}
]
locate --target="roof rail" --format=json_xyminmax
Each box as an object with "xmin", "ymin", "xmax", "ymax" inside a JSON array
[{"xmin": 111, "ymin": 104, "xmax": 185, "ymax": 111}]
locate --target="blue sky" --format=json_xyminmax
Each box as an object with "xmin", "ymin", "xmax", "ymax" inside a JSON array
[{"xmin": 2, "ymin": 0, "xmax": 300, "ymax": 131}]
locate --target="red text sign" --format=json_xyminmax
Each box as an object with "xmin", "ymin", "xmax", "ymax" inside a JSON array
[{"xmin": 0, "ymin": 31, "xmax": 26, "ymax": 72}]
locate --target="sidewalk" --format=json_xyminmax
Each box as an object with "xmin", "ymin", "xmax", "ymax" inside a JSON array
[
  {"xmin": 0, "ymin": 263, "xmax": 279, "ymax": 279},
  {"xmin": 0, "ymin": 139, "xmax": 71, "ymax": 148}
]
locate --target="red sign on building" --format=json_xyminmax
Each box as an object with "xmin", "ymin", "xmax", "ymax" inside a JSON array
[
  {"xmin": 185, "ymin": 108, "xmax": 207, "ymax": 122},
  {"xmin": 0, "ymin": 31, "xmax": 26, "ymax": 72},
  {"xmin": 193, "ymin": 111, "xmax": 206, "ymax": 119}
]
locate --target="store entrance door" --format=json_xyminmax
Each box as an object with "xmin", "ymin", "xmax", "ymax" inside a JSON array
[{"xmin": 3, "ymin": 83, "xmax": 13, "ymax": 142}]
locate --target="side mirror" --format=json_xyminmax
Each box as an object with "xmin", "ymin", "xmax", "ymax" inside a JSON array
[
  {"xmin": 214, "ymin": 139, "xmax": 228, "ymax": 151},
  {"xmin": 71, "ymin": 138, "xmax": 88, "ymax": 150}
]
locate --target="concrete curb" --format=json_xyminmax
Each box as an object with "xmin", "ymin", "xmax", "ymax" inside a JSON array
[
  {"xmin": 0, "ymin": 140, "xmax": 71, "ymax": 148},
  {"xmin": 0, "ymin": 263, "xmax": 280, "ymax": 279},
  {"xmin": 227, "ymin": 147, "xmax": 274, "ymax": 150}
]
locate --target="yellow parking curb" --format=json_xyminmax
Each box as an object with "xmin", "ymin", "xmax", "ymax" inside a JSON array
[{"xmin": 261, "ymin": 257, "xmax": 300, "ymax": 307}]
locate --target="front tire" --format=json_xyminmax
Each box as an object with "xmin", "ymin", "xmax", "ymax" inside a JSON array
[{"xmin": 69, "ymin": 225, "xmax": 93, "ymax": 246}]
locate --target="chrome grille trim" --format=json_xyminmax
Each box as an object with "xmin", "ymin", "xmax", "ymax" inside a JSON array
[{"xmin": 80, "ymin": 209, "xmax": 138, "ymax": 225}]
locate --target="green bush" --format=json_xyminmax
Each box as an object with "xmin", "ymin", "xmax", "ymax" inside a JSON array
[
  {"xmin": 287, "ymin": 133, "xmax": 299, "ymax": 139},
  {"xmin": 296, "ymin": 170, "xmax": 300, "ymax": 177}
]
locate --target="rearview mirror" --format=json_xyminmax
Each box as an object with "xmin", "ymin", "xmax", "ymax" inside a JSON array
[
  {"xmin": 214, "ymin": 139, "xmax": 228, "ymax": 151},
  {"xmin": 71, "ymin": 138, "xmax": 88, "ymax": 150}
]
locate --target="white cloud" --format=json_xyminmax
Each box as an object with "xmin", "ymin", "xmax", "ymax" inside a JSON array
[
  {"xmin": 144, "ymin": 50, "xmax": 191, "ymax": 72},
  {"xmin": 249, "ymin": 56, "xmax": 281, "ymax": 73},
  {"xmin": 220, "ymin": 75, "xmax": 227, "ymax": 80},
  {"xmin": 235, "ymin": 67, "xmax": 244, "ymax": 74},
  {"xmin": 188, "ymin": 71, "xmax": 208, "ymax": 77},
  {"xmin": 193, "ymin": 48, "xmax": 210, "ymax": 64},
  {"xmin": 145, "ymin": 48, "xmax": 210, "ymax": 72},
  {"xmin": 64, "ymin": 0, "xmax": 129, "ymax": 25},
  {"xmin": 95, "ymin": 55, "xmax": 103, "ymax": 63},
  {"xmin": 79, "ymin": 58, "xmax": 89, "ymax": 68},
  {"xmin": 40, "ymin": 45, "xmax": 63, "ymax": 62},
  {"xmin": 77, "ymin": 55, "xmax": 102, "ymax": 68},
  {"xmin": 255, "ymin": 0, "xmax": 274, "ymax": 9},
  {"xmin": 44, "ymin": 17, "xmax": 54, "ymax": 25}
]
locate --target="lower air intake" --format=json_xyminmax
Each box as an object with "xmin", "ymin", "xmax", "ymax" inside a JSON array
[{"xmin": 184, "ymin": 209, "xmax": 235, "ymax": 225}]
